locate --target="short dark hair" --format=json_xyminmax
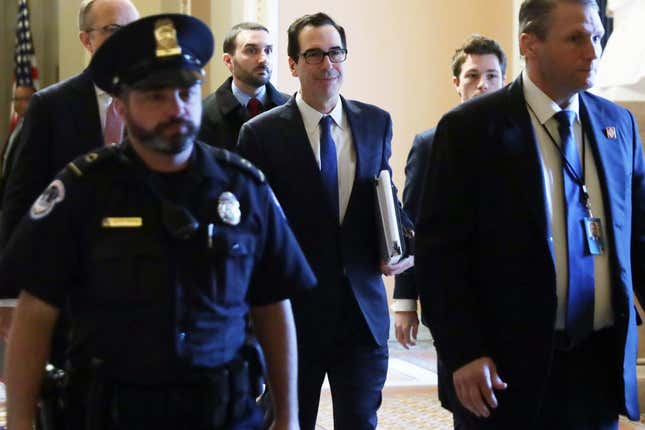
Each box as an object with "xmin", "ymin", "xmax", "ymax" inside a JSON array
[
  {"xmin": 451, "ymin": 34, "xmax": 507, "ymax": 78},
  {"xmin": 519, "ymin": 0, "xmax": 598, "ymax": 40},
  {"xmin": 223, "ymin": 22, "xmax": 269, "ymax": 55},
  {"xmin": 287, "ymin": 12, "xmax": 346, "ymax": 62}
]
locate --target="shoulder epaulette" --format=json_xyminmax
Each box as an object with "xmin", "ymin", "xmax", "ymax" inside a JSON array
[
  {"xmin": 207, "ymin": 145, "xmax": 266, "ymax": 184},
  {"xmin": 65, "ymin": 145, "xmax": 120, "ymax": 178}
]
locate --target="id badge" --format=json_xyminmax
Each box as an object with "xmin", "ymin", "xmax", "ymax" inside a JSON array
[{"xmin": 583, "ymin": 217, "xmax": 605, "ymax": 255}]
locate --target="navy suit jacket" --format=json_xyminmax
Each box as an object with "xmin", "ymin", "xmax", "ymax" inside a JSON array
[
  {"xmin": 238, "ymin": 96, "xmax": 410, "ymax": 349},
  {"xmin": 0, "ymin": 119, "xmax": 26, "ymax": 207},
  {"xmin": 394, "ymin": 127, "xmax": 435, "ymax": 301},
  {"xmin": 0, "ymin": 70, "xmax": 102, "ymax": 279},
  {"xmin": 416, "ymin": 77, "xmax": 645, "ymax": 424},
  {"xmin": 198, "ymin": 77, "xmax": 288, "ymax": 151}
]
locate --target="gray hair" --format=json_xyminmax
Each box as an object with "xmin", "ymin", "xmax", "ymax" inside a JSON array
[{"xmin": 78, "ymin": 0, "xmax": 98, "ymax": 31}]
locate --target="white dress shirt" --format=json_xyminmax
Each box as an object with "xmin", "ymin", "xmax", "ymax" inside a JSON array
[
  {"xmin": 523, "ymin": 70, "xmax": 613, "ymax": 330},
  {"xmin": 295, "ymin": 92, "xmax": 356, "ymax": 223},
  {"xmin": 95, "ymin": 86, "xmax": 113, "ymax": 132}
]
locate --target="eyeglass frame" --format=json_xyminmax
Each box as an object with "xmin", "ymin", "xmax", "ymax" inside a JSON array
[
  {"xmin": 299, "ymin": 48, "xmax": 348, "ymax": 65},
  {"xmin": 84, "ymin": 24, "xmax": 123, "ymax": 35}
]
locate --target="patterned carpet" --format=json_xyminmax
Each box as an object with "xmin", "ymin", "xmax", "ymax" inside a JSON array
[
  {"xmin": 312, "ymin": 340, "xmax": 645, "ymax": 429},
  {"xmin": 316, "ymin": 388, "xmax": 645, "ymax": 430},
  {"xmin": 316, "ymin": 386, "xmax": 452, "ymax": 430}
]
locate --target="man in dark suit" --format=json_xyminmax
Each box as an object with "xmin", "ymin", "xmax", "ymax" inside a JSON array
[
  {"xmin": 0, "ymin": 0, "xmax": 139, "ymax": 250},
  {"xmin": 238, "ymin": 12, "xmax": 413, "ymax": 430},
  {"xmin": 416, "ymin": 1, "xmax": 645, "ymax": 429},
  {"xmin": 0, "ymin": 0, "xmax": 139, "ymax": 357},
  {"xmin": 199, "ymin": 22, "xmax": 288, "ymax": 150},
  {"xmin": 0, "ymin": 85, "xmax": 35, "ymax": 210},
  {"xmin": 393, "ymin": 35, "xmax": 506, "ymax": 351}
]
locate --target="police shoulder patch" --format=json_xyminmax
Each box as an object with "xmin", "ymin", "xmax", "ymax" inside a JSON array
[
  {"xmin": 30, "ymin": 179, "xmax": 65, "ymax": 220},
  {"xmin": 208, "ymin": 146, "xmax": 265, "ymax": 184},
  {"xmin": 65, "ymin": 145, "xmax": 120, "ymax": 178}
]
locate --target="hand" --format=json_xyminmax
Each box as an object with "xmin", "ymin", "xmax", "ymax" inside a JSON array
[
  {"xmin": 380, "ymin": 255, "xmax": 414, "ymax": 276},
  {"xmin": 452, "ymin": 356, "xmax": 507, "ymax": 418},
  {"xmin": 394, "ymin": 311, "xmax": 419, "ymax": 349},
  {"xmin": 0, "ymin": 306, "xmax": 15, "ymax": 340}
]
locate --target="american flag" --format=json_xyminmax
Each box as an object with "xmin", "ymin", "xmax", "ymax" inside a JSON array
[{"xmin": 9, "ymin": 0, "xmax": 39, "ymax": 130}]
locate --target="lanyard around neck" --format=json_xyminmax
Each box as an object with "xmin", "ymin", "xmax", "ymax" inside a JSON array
[{"xmin": 526, "ymin": 102, "xmax": 593, "ymax": 216}]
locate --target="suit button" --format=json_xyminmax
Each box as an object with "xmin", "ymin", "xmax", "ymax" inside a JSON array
[{"xmin": 178, "ymin": 331, "xmax": 187, "ymax": 343}]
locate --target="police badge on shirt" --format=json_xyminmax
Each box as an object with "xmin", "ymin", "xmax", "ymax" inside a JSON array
[{"xmin": 30, "ymin": 179, "xmax": 65, "ymax": 220}]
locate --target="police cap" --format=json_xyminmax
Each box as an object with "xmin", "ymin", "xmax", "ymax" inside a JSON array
[{"xmin": 90, "ymin": 14, "xmax": 214, "ymax": 94}]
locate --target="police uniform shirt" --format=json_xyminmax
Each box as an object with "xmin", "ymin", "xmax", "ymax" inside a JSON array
[{"xmin": 0, "ymin": 141, "xmax": 315, "ymax": 382}]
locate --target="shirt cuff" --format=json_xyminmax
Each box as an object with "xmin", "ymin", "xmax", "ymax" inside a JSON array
[
  {"xmin": 0, "ymin": 299, "xmax": 18, "ymax": 307},
  {"xmin": 391, "ymin": 299, "xmax": 417, "ymax": 312}
]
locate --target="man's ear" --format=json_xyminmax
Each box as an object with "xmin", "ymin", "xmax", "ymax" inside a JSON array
[
  {"xmin": 222, "ymin": 53, "xmax": 234, "ymax": 73},
  {"xmin": 288, "ymin": 57, "xmax": 298, "ymax": 77},
  {"xmin": 519, "ymin": 32, "xmax": 537, "ymax": 59},
  {"xmin": 452, "ymin": 76, "xmax": 461, "ymax": 96},
  {"xmin": 79, "ymin": 31, "xmax": 92, "ymax": 53}
]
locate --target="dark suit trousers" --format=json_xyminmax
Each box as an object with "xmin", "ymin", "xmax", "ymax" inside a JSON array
[
  {"xmin": 297, "ymin": 279, "xmax": 388, "ymax": 430},
  {"xmin": 453, "ymin": 328, "xmax": 621, "ymax": 430}
]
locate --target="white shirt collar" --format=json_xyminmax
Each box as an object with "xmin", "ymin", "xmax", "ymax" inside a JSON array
[
  {"xmin": 94, "ymin": 85, "xmax": 112, "ymax": 104},
  {"xmin": 522, "ymin": 70, "xmax": 580, "ymax": 125},
  {"xmin": 295, "ymin": 91, "xmax": 345, "ymax": 133}
]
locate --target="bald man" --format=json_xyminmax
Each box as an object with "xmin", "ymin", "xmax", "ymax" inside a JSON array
[{"xmin": 0, "ymin": 0, "xmax": 139, "ymax": 362}]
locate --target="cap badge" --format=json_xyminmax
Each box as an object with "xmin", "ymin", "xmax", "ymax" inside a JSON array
[
  {"xmin": 154, "ymin": 18, "xmax": 182, "ymax": 57},
  {"xmin": 217, "ymin": 192, "xmax": 241, "ymax": 226}
]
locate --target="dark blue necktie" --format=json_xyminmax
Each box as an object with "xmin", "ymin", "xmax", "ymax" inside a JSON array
[
  {"xmin": 554, "ymin": 110, "xmax": 595, "ymax": 345},
  {"xmin": 319, "ymin": 115, "xmax": 339, "ymax": 223}
]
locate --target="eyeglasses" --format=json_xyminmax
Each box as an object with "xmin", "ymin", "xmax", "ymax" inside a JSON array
[
  {"xmin": 299, "ymin": 48, "xmax": 347, "ymax": 65},
  {"xmin": 86, "ymin": 24, "xmax": 123, "ymax": 35}
]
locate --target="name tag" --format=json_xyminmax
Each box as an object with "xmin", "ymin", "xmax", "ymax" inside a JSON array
[{"xmin": 102, "ymin": 217, "xmax": 143, "ymax": 228}]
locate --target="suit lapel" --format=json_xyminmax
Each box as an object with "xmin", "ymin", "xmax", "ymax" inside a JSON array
[
  {"xmin": 68, "ymin": 70, "xmax": 103, "ymax": 149},
  {"xmin": 342, "ymin": 97, "xmax": 363, "ymax": 188},
  {"xmin": 266, "ymin": 81, "xmax": 289, "ymax": 107},
  {"xmin": 278, "ymin": 98, "xmax": 320, "ymax": 177},
  {"xmin": 277, "ymin": 99, "xmax": 336, "ymax": 218},
  {"xmin": 502, "ymin": 77, "xmax": 555, "ymax": 263},
  {"xmin": 342, "ymin": 97, "xmax": 384, "ymax": 225},
  {"xmin": 579, "ymin": 93, "xmax": 626, "ymax": 252},
  {"xmin": 216, "ymin": 77, "xmax": 243, "ymax": 116}
]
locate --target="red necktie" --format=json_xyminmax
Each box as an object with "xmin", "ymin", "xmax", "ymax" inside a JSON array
[
  {"xmin": 104, "ymin": 98, "xmax": 124, "ymax": 145},
  {"xmin": 247, "ymin": 98, "xmax": 263, "ymax": 118}
]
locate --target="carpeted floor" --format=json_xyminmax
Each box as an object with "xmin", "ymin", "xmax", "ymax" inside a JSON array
[
  {"xmin": 316, "ymin": 386, "xmax": 452, "ymax": 430},
  {"xmin": 313, "ymin": 340, "xmax": 645, "ymax": 430},
  {"xmin": 316, "ymin": 387, "xmax": 645, "ymax": 430}
]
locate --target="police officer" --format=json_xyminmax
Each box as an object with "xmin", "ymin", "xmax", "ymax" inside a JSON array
[{"xmin": 2, "ymin": 14, "xmax": 315, "ymax": 430}]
